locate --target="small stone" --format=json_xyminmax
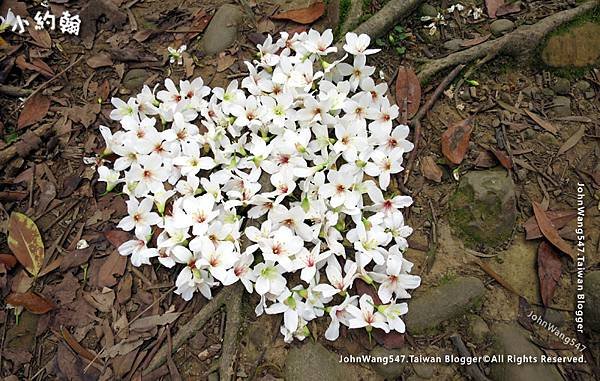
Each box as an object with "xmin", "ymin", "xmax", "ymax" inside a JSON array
[
  {"xmin": 370, "ymin": 347, "xmax": 409, "ymax": 379},
  {"xmin": 405, "ymin": 277, "xmax": 486, "ymax": 334},
  {"xmin": 491, "ymin": 323, "xmax": 563, "ymax": 381},
  {"xmin": 459, "ymin": 90, "xmax": 471, "ymax": 101},
  {"xmin": 584, "ymin": 90, "xmax": 595, "ymax": 99},
  {"xmin": 413, "ymin": 364, "xmax": 435, "ymax": 379},
  {"xmin": 123, "ymin": 69, "xmax": 150, "ymax": 91},
  {"xmin": 549, "ymin": 96, "xmax": 571, "ymax": 117},
  {"xmin": 419, "ymin": 4, "xmax": 439, "ymax": 18},
  {"xmin": 552, "ymin": 78, "xmax": 570, "ymax": 95},
  {"xmin": 543, "ymin": 309, "xmax": 565, "ymax": 327},
  {"xmin": 490, "ymin": 19, "xmax": 515, "ymax": 36},
  {"xmin": 523, "ymin": 129, "xmax": 536, "ymax": 140},
  {"xmin": 584, "ymin": 271, "xmax": 600, "ymax": 332},
  {"xmin": 574, "ymin": 80, "xmax": 591, "ymax": 92},
  {"xmin": 468, "ymin": 315, "xmax": 490, "ymax": 343},
  {"xmin": 491, "ymin": 118, "xmax": 501, "ymax": 128},
  {"xmin": 448, "ymin": 169, "xmax": 517, "ymax": 248},
  {"xmin": 208, "ymin": 372, "xmax": 219, "ymax": 381},
  {"xmin": 199, "ymin": 4, "xmax": 244, "ymax": 55},
  {"xmin": 443, "ymin": 38, "xmax": 464, "ymax": 52}
]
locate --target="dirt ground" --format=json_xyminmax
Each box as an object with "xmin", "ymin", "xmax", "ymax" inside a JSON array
[{"xmin": 0, "ymin": 0, "xmax": 599, "ymax": 380}]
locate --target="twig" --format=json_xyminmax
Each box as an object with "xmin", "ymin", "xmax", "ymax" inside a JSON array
[
  {"xmin": 0, "ymin": 84, "xmax": 32, "ymax": 97},
  {"xmin": 403, "ymin": 64, "xmax": 465, "ymax": 184},
  {"xmin": 450, "ymin": 334, "xmax": 492, "ymax": 381}
]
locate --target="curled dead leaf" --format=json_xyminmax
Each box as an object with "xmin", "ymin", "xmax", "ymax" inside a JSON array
[
  {"xmin": 524, "ymin": 210, "xmax": 576, "ymax": 240},
  {"xmin": 271, "ymin": 1, "xmax": 325, "ymax": 24}
]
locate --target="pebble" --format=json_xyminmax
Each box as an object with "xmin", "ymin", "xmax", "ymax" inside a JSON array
[
  {"xmin": 419, "ymin": 3, "xmax": 439, "ymax": 18},
  {"xmin": 552, "ymin": 78, "xmax": 570, "ymax": 95},
  {"xmin": 523, "ymin": 129, "xmax": 536, "ymax": 140},
  {"xmin": 370, "ymin": 347, "xmax": 409, "ymax": 379},
  {"xmin": 123, "ymin": 69, "xmax": 150, "ymax": 91},
  {"xmin": 584, "ymin": 90, "xmax": 595, "ymax": 99},
  {"xmin": 584, "ymin": 271, "xmax": 600, "ymax": 332},
  {"xmin": 574, "ymin": 80, "xmax": 591, "ymax": 92},
  {"xmin": 549, "ymin": 96, "xmax": 571, "ymax": 117},
  {"xmin": 543, "ymin": 309, "xmax": 565, "ymax": 327},
  {"xmin": 490, "ymin": 19, "xmax": 515, "ymax": 36},
  {"xmin": 468, "ymin": 315, "xmax": 490, "ymax": 343}
]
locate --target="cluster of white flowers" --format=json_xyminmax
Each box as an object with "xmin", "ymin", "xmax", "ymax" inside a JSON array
[
  {"xmin": 421, "ymin": 3, "xmax": 484, "ymax": 35},
  {"xmin": 97, "ymin": 29, "xmax": 421, "ymax": 342}
]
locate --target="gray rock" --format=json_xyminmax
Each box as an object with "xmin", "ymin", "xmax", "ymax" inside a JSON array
[
  {"xmin": 370, "ymin": 346, "xmax": 409, "ymax": 379},
  {"xmin": 448, "ymin": 169, "xmax": 517, "ymax": 248},
  {"xmin": 541, "ymin": 88, "xmax": 555, "ymax": 97},
  {"xmin": 523, "ymin": 129, "xmax": 536, "ymax": 140},
  {"xmin": 123, "ymin": 69, "xmax": 150, "ymax": 91},
  {"xmin": 412, "ymin": 363, "xmax": 435, "ymax": 379},
  {"xmin": 207, "ymin": 372, "xmax": 219, "ymax": 381},
  {"xmin": 468, "ymin": 315, "xmax": 490, "ymax": 343},
  {"xmin": 584, "ymin": 90, "xmax": 595, "ymax": 99},
  {"xmin": 419, "ymin": 4, "xmax": 439, "ymax": 18},
  {"xmin": 443, "ymin": 38, "xmax": 464, "ymax": 52},
  {"xmin": 574, "ymin": 80, "xmax": 591, "ymax": 92},
  {"xmin": 584, "ymin": 271, "xmax": 600, "ymax": 332},
  {"xmin": 541, "ymin": 22, "xmax": 600, "ymax": 67},
  {"xmin": 540, "ymin": 132, "xmax": 558, "ymax": 146},
  {"xmin": 490, "ymin": 19, "xmax": 515, "ymax": 36},
  {"xmin": 552, "ymin": 78, "xmax": 570, "ymax": 95},
  {"xmin": 490, "ymin": 323, "xmax": 563, "ymax": 381},
  {"xmin": 549, "ymin": 96, "xmax": 571, "ymax": 117},
  {"xmin": 199, "ymin": 4, "xmax": 244, "ymax": 55},
  {"xmin": 405, "ymin": 277, "xmax": 486, "ymax": 334},
  {"xmin": 285, "ymin": 342, "xmax": 382, "ymax": 381}
]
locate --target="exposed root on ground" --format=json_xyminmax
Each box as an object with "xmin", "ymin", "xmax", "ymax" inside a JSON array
[
  {"xmin": 143, "ymin": 284, "xmax": 245, "ymax": 380},
  {"xmin": 417, "ymin": 1, "xmax": 598, "ymax": 83}
]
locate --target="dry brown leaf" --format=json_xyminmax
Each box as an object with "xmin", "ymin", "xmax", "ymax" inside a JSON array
[
  {"xmin": 496, "ymin": 2, "xmax": 521, "ymax": 16},
  {"xmin": 30, "ymin": 58, "xmax": 55, "ymax": 77},
  {"xmin": 86, "ymin": 52, "xmax": 113, "ymax": 68},
  {"xmin": 395, "ymin": 66, "xmax": 421, "ymax": 119},
  {"xmin": 216, "ymin": 53, "xmax": 236, "ymax": 72},
  {"xmin": 441, "ymin": 117, "xmax": 473, "ymax": 165},
  {"xmin": 485, "ymin": 0, "xmax": 504, "ymax": 18},
  {"xmin": 6, "ymin": 291, "xmax": 55, "ymax": 314},
  {"xmin": 421, "ymin": 156, "xmax": 443, "ymax": 182},
  {"xmin": 8, "ymin": 212, "xmax": 45, "ymax": 276},
  {"xmin": 61, "ymin": 326, "xmax": 103, "ymax": 365},
  {"xmin": 98, "ymin": 250, "xmax": 127, "ymax": 287},
  {"xmin": 490, "ymin": 149, "xmax": 513, "ymax": 169},
  {"xmin": 558, "ymin": 126, "xmax": 585, "ymax": 155},
  {"xmin": 474, "ymin": 150, "xmax": 496, "ymax": 168},
  {"xmin": 105, "ymin": 230, "xmax": 131, "ymax": 248},
  {"xmin": 537, "ymin": 241, "xmax": 562, "ymax": 307},
  {"xmin": 524, "ymin": 109, "xmax": 557, "ymax": 135},
  {"xmin": 130, "ymin": 312, "xmax": 182, "ymax": 332},
  {"xmin": 532, "ymin": 202, "xmax": 576, "ymax": 260},
  {"xmin": 17, "ymin": 93, "xmax": 51, "ymax": 129},
  {"xmin": 15, "ymin": 55, "xmax": 54, "ymax": 78},
  {"xmin": 271, "ymin": 1, "xmax": 325, "ymax": 24},
  {"xmin": 28, "ymin": 27, "xmax": 52, "ymax": 49},
  {"xmin": 524, "ymin": 210, "xmax": 576, "ymax": 240}
]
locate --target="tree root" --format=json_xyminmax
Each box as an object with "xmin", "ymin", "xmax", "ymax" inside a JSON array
[
  {"xmin": 143, "ymin": 284, "xmax": 245, "ymax": 380},
  {"xmin": 334, "ymin": 0, "xmax": 424, "ymax": 52},
  {"xmin": 450, "ymin": 334, "xmax": 491, "ymax": 381},
  {"xmin": 417, "ymin": 1, "xmax": 599, "ymax": 83},
  {"xmin": 0, "ymin": 123, "xmax": 55, "ymax": 167}
]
